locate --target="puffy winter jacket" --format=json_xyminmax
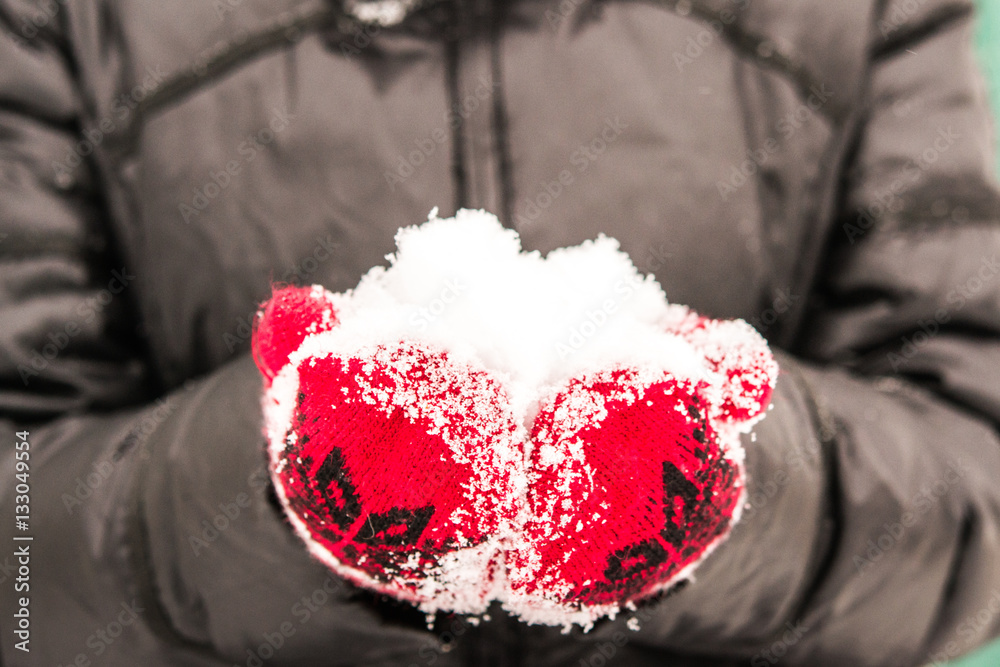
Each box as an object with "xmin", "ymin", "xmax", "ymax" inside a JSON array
[{"xmin": 1, "ymin": 0, "xmax": 1000, "ymax": 665}]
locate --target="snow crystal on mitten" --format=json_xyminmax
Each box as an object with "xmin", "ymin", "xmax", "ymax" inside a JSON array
[
  {"xmin": 255, "ymin": 285, "xmax": 525, "ymax": 616},
  {"xmin": 662, "ymin": 304, "xmax": 778, "ymax": 424},
  {"xmin": 252, "ymin": 209, "xmax": 777, "ymax": 629},
  {"xmin": 506, "ymin": 334, "xmax": 774, "ymax": 629}
]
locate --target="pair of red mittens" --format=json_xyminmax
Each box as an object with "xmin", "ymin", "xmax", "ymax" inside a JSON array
[{"xmin": 253, "ymin": 284, "xmax": 776, "ymax": 629}]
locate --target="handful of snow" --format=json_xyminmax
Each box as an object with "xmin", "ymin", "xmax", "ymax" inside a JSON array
[{"xmin": 254, "ymin": 209, "xmax": 777, "ymax": 630}]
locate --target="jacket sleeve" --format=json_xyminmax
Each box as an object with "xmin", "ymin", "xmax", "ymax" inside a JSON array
[
  {"xmin": 591, "ymin": 3, "xmax": 1000, "ymax": 665},
  {"xmin": 0, "ymin": 4, "xmax": 440, "ymax": 665}
]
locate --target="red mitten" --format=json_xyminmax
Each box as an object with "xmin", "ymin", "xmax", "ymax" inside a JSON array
[
  {"xmin": 254, "ymin": 285, "xmax": 525, "ymax": 616},
  {"xmin": 663, "ymin": 304, "xmax": 777, "ymax": 423},
  {"xmin": 505, "ymin": 312, "xmax": 776, "ymax": 628},
  {"xmin": 251, "ymin": 211, "xmax": 779, "ymax": 630}
]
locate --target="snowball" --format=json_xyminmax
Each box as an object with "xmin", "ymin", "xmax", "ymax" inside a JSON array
[
  {"xmin": 296, "ymin": 208, "xmax": 711, "ymax": 428},
  {"xmin": 265, "ymin": 208, "xmax": 773, "ymax": 629}
]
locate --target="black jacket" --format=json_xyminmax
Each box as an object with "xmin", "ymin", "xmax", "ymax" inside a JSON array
[{"xmin": 1, "ymin": 0, "xmax": 1000, "ymax": 665}]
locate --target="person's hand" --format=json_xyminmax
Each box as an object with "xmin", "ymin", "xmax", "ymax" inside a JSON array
[
  {"xmin": 139, "ymin": 310, "xmax": 443, "ymax": 664},
  {"xmin": 253, "ymin": 285, "xmax": 524, "ymax": 617},
  {"xmin": 254, "ymin": 284, "xmax": 777, "ymax": 631},
  {"xmin": 505, "ymin": 310, "xmax": 777, "ymax": 628}
]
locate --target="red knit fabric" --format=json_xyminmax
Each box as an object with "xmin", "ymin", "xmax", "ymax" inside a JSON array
[
  {"xmin": 507, "ymin": 368, "xmax": 742, "ymax": 612},
  {"xmin": 665, "ymin": 308, "xmax": 775, "ymax": 423},
  {"xmin": 252, "ymin": 285, "xmax": 338, "ymax": 386},
  {"xmin": 272, "ymin": 343, "xmax": 521, "ymax": 606},
  {"xmin": 253, "ymin": 284, "xmax": 776, "ymax": 624}
]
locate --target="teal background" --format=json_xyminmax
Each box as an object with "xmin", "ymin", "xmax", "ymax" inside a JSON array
[
  {"xmin": 947, "ymin": 9, "xmax": 999, "ymax": 667},
  {"xmin": 977, "ymin": 0, "xmax": 1000, "ymax": 176}
]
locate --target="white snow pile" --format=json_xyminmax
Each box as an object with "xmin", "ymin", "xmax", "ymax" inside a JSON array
[
  {"xmin": 311, "ymin": 208, "xmax": 710, "ymax": 420},
  {"xmin": 267, "ymin": 208, "xmax": 770, "ymax": 629}
]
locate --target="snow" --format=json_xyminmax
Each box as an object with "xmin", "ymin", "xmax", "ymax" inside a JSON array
[
  {"xmin": 263, "ymin": 209, "xmax": 773, "ymax": 629},
  {"xmin": 299, "ymin": 209, "xmax": 709, "ymax": 423}
]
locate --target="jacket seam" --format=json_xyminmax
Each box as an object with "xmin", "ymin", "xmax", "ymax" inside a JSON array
[
  {"xmin": 445, "ymin": 10, "xmax": 469, "ymax": 211},
  {"xmin": 731, "ymin": 59, "xmax": 781, "ymax": 316},
  {"xmin": 777, "ymin": 0, "xmax": 967, "ymax": 349},
  {"xmin": 107, "ymin": 1, "xmax": 339, "ymax": 157},
  {"xmin": 102, "ymin": 0, "xmax": 863, "ymax": 161},
  {"xmin": 490, "ymin": 0, "xmax": 514, "ymax": 228},
  {"xmin": 780, "ymin": 361, "xmax": 844, "ymax": 629},
  {"xmin": 638, "ymin": 0, "xmax": 847, "ymax": 123},
  {"xmin": 125, "ymin": 419, "xmax": 218, "ymax": 660},
  {"xmin": 773, "ymin": 0, "xmax": 883, "ymax": 349},
  {"xmin": 870, "ymin": 1, "xmax": 974, "ymax": 61},
  {"xmin": 918, "ymin": 508, "xmax": 977, "ymax": 660}
]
